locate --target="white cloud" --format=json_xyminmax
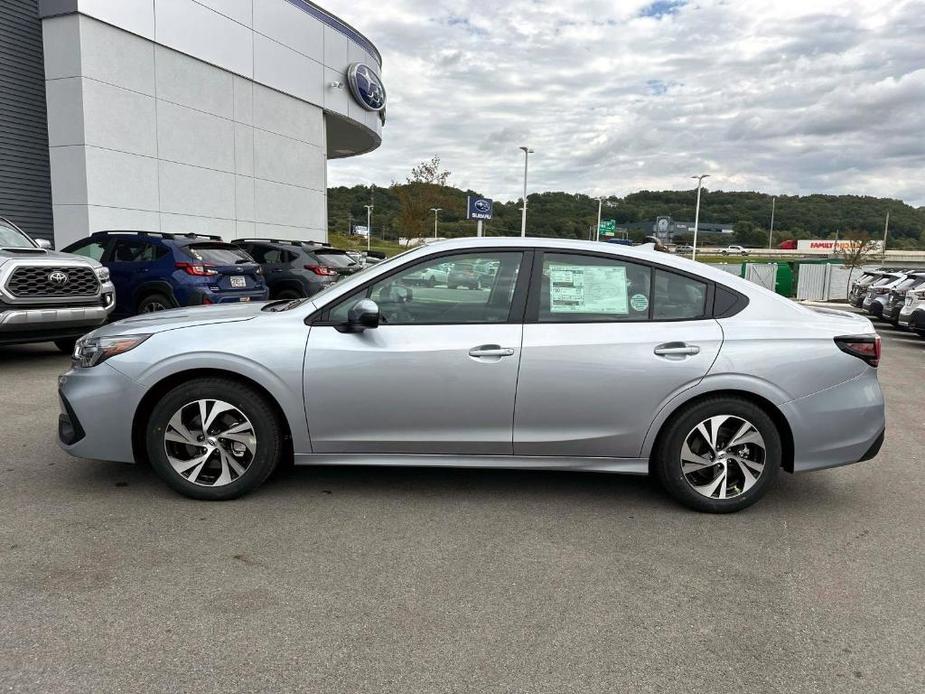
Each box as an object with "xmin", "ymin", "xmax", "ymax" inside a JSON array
[{"xmin": 323, "ymin": 0, "xmax": 925, "ymax": 205}]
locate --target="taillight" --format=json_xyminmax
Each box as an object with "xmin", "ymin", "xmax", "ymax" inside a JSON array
[
  {"xmin": 305, "ymin": 264, "xmax": 337, "ymax": 276},
  {"xmin": 176, "ymin": 262, "xmax": 218, "ymax": 276},
  {"xmin": 834, "ymin": 335, "xmax": 880, "ymax": 367}
]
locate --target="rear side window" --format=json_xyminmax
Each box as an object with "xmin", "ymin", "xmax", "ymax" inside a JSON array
[
  {"xmin": 110, "ymin": 239, "xmax": 165, "ymax": 262},
  {"xmin": 653, "ymin": 269, "xmax": 707, "ymax": 320},
  {"xmin": 538, "ymin": 253, "xmax": 651, "ymax": 322},
  {"xmin": 187, "ymin": 244, "xmax": 252, "ymax": 265}
]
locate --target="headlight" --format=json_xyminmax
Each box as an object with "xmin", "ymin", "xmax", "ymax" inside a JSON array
[
  {"xmin": 95, "ymin": 266, "xmax": 110, "ymax": 282},
  {"xmin": 73, "ymin": 334, "xmax": 151, "ymax": 368}
]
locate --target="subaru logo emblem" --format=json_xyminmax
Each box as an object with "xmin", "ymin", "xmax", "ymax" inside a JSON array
[
  {"xmin": 347, "ymin": 63, "xmax": 386, "ymax": 112},
  {"xmin": 48, "ymin": 271, "xmax": 69, "ymax": 286},
  {"xmin": 474, "ymin": 199, "xmax": 491, "ymax": 213}
]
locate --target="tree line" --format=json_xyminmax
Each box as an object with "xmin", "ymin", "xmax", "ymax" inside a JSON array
[{"xmin": 328, "ymin": 158, "xmax": 925, "ymax": 248}]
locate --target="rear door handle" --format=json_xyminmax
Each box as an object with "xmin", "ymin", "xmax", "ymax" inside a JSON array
[
  {"xmin": 654, "ymin": 343, "xmax": 701, "ymax": 357},
  {"xmin": 468, "ymin": 345, "xmax": 516, "ymax": 358}
]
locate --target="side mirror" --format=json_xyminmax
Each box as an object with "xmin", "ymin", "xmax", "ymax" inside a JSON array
[
  {"xmin": 342, "ymin": 298, "xmax": 380, "ymax": 332},
  {"xmin": 35, "ymin": 238, "xmax": 52, "ymax": 250}
]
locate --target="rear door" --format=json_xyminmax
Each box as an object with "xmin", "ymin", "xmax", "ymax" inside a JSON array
[
  {"xmin": 107, "ymin": 238, "xmax": 161, "ymax": 314},
  {"xmin": 514, "ymin": 251, "xmax": 723, "ymax": 458}
]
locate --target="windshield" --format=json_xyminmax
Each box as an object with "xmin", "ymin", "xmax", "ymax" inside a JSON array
[
  {"xmin": 314, "ymin": 250, "xmax": 358, "ymax": 268},
  {"xmin": 0, "ymin": 220, "xmax": 36, "ymax": 248},
  {"xmin": 187, "ymin": 244, "xmax": 253, "ymax": 265}
]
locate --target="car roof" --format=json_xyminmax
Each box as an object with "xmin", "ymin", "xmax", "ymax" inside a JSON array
[{"xmin": 90, "ymin": 230, "xmax": 224, "ymax": 244}]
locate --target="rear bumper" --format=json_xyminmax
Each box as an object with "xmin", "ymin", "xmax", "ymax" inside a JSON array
[
  {"xmin": 782, "ymin": 369, "xmax": 885, "ymax": 472},
  {"xmin": 185, "ymin": 287, "xmax": 269, "ymax": 306}
]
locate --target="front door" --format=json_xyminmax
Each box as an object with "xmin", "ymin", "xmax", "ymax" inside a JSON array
[
  {"xmin": 305, "ymin": 250, "xmax": 529, "ymax": 454},
  {"xmin": 514, "ymin": 251, "xmax": 723, "ymax": 458}
]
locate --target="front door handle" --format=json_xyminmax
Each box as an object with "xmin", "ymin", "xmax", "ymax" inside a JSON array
[
  {"xmin": 468, "ymin": 345, "xmax": 516, "ymax": 358},
  {"xmin": 654, "ymin": 343, "xmax": 701, "ymax": 357}
]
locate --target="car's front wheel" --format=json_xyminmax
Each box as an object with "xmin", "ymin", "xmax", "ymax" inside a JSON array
[
  {"xmin": 145, "ymin": 378, "xmax": 282, "ymax": 500},
  {"xmin": 654, "ymin": 397, "xmax": 781, "ymax": 513}
]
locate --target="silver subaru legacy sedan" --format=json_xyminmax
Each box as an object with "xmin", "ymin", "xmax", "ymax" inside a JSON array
[{"xmin": 58, "ymin": 237, "xmax": 885, "ymax": 513}]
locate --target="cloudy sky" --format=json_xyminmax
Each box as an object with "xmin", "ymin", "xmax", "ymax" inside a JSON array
[{"xmin": 323, "ymin": 0, "xmax": 925, "ymax": 206}]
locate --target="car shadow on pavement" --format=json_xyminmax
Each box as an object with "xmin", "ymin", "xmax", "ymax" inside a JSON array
[{"xmin": 0, "ymin": 343, "xmax": 70, "ymax": 364}]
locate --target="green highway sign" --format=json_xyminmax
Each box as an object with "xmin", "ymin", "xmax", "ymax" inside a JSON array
[{"xmin": 599, "ymin": 219, "xmax": 616, "ymax": 236}]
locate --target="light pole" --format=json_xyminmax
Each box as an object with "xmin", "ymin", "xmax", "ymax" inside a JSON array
[
  {"xmin": 430, "ymin": 207, "xmax": 442, "ymax": 239},
  {"xmin": 595, "ymin": 197, "xmax": 603, "ymax": 242},
  {"xmin": 364, "ymin": 204, "xmax": 373, "ymax": 251},
  {"xmin": 882, "ymin": 209, "xmax": 890, "ymax": 258},
  {"xmin": 768, "ymin": 196, "xmax": 776, "ymax": 249},
  {"xmin": 519, "ymin": 146, "xmax": 533, "ymax": 237},
  {"xmin": 690, "ymin": 174, "xmax": 710, "ymax": 261}
]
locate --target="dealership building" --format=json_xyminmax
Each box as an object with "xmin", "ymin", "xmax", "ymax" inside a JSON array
[{"xmin": 0, "ymin": 0, "xmax": 385, "ymax": 248}]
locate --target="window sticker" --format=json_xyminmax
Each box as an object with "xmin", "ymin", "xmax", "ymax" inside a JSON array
[
  {"xmin": 548, "ymin": 263, "xmax": 629, "ymax": 314},
  {"xmin": 630, "ymin": 293, "xmax": 649, "ymax": 312}
]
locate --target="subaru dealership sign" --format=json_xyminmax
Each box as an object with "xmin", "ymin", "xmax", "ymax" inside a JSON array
[{"xmin": 467, "ymin": 196, "xmax": 493, "ymax": 220}]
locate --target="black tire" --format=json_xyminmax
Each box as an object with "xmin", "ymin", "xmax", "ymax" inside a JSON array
[
  {"xmin": 54, "ymin": 338, "xmax": 77, "ymax": 354},
  {"xmin": 137, "ymin": 292, "xmax": 173, "ymax": 314},
  {"xmin": 274, "ymin": 288, "xmax": 303, "ymax": 300},
  {"xmin": 653, "ymin": 396, "xmax": 781, "ymax": 513},
  {"xmin": 145, "ymin": 378, "xmax": 282, "ymax": 500}
]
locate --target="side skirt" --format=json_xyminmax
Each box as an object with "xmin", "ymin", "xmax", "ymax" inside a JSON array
[{"xmin": 293, "ymin": 453, "xmax": 649, "ymax": 475}]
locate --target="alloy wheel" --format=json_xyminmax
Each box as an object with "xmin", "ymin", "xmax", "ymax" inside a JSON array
[
  {"xmin": 163, "ymin": 399, "xmax": 256, "ymax": 487},
  {"xmin": 142, "ymin": 301, "xmax": 168, "ymax": 312},
  {"xmin": 680, "ymin": 414, "xmax": 766, "ymax": 500}
]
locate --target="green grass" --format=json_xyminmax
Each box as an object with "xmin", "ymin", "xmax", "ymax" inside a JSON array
[{"xmin": 328, "ymin": 232, "xmax": 406, "ymax": 257}]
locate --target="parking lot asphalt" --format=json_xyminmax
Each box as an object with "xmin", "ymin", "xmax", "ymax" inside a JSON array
[{"xmin": 1, "ymin": 311, "xmax": 923, "ymax": 694}]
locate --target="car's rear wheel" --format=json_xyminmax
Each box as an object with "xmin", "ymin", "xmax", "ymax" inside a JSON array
[
  {"xmin": 654, "ymin": 397, "xmax": 781, "ymax": 513},
  {"xmin": 138, "ymin": 293, "xmax": 173, "ymax": 313},
  {"xmin": 145, "ymin": 378, "xmax": 282, "ymax": 500},
  {"xmin": 275, "ymin": 288, "xmax": 303, "ymax": 300}
]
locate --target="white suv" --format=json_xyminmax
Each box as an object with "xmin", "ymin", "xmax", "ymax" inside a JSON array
[
  {"xmin": 897, "ymin": 282, "xmax": 925, "ymax": 336},
  {"xmin": 721, "ymin": 245, "xmax": 749, "ymax": 256}
]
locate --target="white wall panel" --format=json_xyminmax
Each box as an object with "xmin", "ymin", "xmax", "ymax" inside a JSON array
[
  {"xmin": 323, "ymin": 25, "xmax": 348, "ymax": 68},
  {"xmin": 45, "ymin": 78, "xmax": 85, "ymax": 147},
  {"xmin": 82, "ymin": 79, "xmax": 157, "ymax": 157},
  {"xmin": 253, "ymin": 34, "xmax": 322, "ymax": 106},
  {"xmin": 254, "ymin": 222, "xmax": 323, "ymax": 242},
  {"xmin": 42, "ymin": 15, "xmax": 81, "ymax": 80},
  {"xmin": 232, "ymin": 75, "xmax": 254, "ymax": 125},
  {"xmin": 322, "ymin": 68, "xmax": 349, "ymax": 116},
  {"xmin": 254, "ymin": 0, "xmax": 323, "ymax": 62},
  {"xmin": 48, "ymin": 147, "xmax": 88, "ymax": 205},
  {"xmin": 155, "ymin": 0, "xmax": 254, "ymax": 79},
  {"xmin": 157, "ymin": 160, "xmax": 235, "ymax": 219},
  {"xmin": 234, "ymin": 124, "xmax": 255, "ymax": 176},
  {"xmin": 195, "ymin": 0, "xmax": 254, "ymax": 27},
  {"xmin": 78, "ymin": 0, "xmax": 155, "ymax": 40},
  {"xmin": 252, "ymin": 83, "xmax": 323, "ymax": 145},
  {"xmin": 79, "ymin": 17, "xmax": 155, "ymax": 95},
  {"xmin": 255, "ymin": 180, "xmax": 323, "ymax": 228},
  {"xmin": 235, "ymin": 175, "xmax": 256, "ymax": 221},
  {"xmin": 52, "ymin": 205, "xmax": 91, "ymax": 247},
  {"xmin": 254, "ymin": 130, "xmax": 322, "ymax": 190},
  {"xmin": 84, "ymin": 147, "xmax": 159, "ymax": 211},
  {"xmin": 155, "ymin": 46, "xmax": 234, "ymax": 118},
  {"xmin": 87, "ymin": 205, "xmax": 160, "ymax": 232},
  {"xmin": 156, "ymin": 101, "xmax": 236, "ymax": 173},
  {"xmin": 160, "ymin": 213, "xmax": 236, "ymax": 237}
]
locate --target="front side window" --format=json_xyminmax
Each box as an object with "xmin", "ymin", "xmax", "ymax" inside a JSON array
[
  {"xmin": 329, "ymin": 252, "xmax": 523, "ymax": 325},
  {"xmin": 538, "ymin": 253, "xmax": 651, "ymax": 322}
]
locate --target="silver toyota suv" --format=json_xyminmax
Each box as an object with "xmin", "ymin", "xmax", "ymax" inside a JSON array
[{"xmin": 0, "ymin": 217, "xmax": 115, "ymax": 352}]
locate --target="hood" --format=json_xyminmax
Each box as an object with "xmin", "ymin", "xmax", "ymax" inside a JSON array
[
  {"xmin": 0, "ymin": 247, "xmax": 102, "ymax": 268},
  {"xmin": 807, "ymin": 306, "xmax": 876, "ymax": 335},
  {"xmin": 88, "ymin": 302, "xmax": 268, "ymax": 338}
]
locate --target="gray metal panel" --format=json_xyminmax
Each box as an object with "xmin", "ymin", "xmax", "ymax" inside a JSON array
[{"xmin": 0, "ymin": 0, "xmax": 53, "ymax": 242}]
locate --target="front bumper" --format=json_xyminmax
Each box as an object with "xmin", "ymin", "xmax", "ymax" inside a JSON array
[
  {"xmin": 782, "ymin": 369, "xmax": 885, "ymax": 472},
  {"xmin": 57, "ymin": 363, "xmax": 145, "ymax": 463},
  {"xmin": 0, "ymin": 293, "xmax": 115, "ymax": 344}
]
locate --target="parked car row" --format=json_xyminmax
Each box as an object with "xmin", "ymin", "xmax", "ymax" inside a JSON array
[
  {"xmin": 1, "ymin": 219, "xmax": 376, "ymax": 350},
  {"xmin": 852, "ymin": 267, "xmax": 925, "ymax": 336}
]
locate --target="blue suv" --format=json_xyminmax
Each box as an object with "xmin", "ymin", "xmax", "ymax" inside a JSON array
[{"xmin": 61, "ymin": 231, "xmax": 268, "ymax": 318}]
